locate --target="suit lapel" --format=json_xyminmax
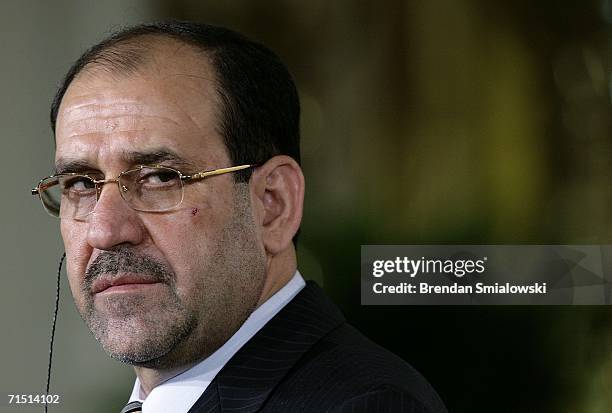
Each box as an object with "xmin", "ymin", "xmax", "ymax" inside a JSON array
[
  {"xmin": 188, "ymin": 281, "xmax": 345, "ymax": 413},
  {"xmin": 187, "ymin": 380, "xmax": 221, "ymax": 413}
]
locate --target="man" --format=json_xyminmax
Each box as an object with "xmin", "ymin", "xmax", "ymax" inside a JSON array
[{"xmin": 32, "ymin": 21, "xmax": 447, "ymax": 413}]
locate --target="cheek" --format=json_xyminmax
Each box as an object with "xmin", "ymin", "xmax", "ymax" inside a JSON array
[
  {"xmin": 60, "ymin": 221, "xmax": 91, "ymax": 302},
  {"xmin": 143, "ymin": 202, "xmax": 228, "ymax": 276}
]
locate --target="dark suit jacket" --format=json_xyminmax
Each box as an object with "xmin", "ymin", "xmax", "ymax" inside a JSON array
[{"xmin": 187, "ymin": 281, "xmax": 448, "ymax": 413}]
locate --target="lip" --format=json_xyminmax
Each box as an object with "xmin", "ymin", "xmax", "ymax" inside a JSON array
[{"xmin": 91, "ymin": 274, "xmax": 162, "ymax": 295}]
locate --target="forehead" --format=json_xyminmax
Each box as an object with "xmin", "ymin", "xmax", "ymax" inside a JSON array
[{"xmin": 54, "ymin": 42, "xmax": 227, "ymax": 169}]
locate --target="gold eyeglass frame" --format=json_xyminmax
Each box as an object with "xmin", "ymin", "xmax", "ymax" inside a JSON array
[{"xmin": 31, "ymin": 163, "xmax": 255, "ymax": 218}]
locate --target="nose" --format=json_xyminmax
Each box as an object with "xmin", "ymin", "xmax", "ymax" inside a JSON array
[{"xmin": 86, "ymin": 181, "xmax": 144, "ymax": 250}]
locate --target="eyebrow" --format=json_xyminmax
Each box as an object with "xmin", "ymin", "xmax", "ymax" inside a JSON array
[{"xmin": 54, "ymin": 148, "xmax": 196, "ymax": 174}]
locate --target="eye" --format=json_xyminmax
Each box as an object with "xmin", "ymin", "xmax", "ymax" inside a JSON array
[
  {"xmin": 62, "ymin": 176, "xmax": 95, "ymax": 193},
  {"xmin": 139, "ymin": 170, "xmax": 180, "ymax": 187}
]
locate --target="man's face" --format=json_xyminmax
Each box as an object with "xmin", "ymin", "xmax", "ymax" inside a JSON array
[{"xmin": 54, "ymin": 44, "xmax": 267, "ymax": 368}]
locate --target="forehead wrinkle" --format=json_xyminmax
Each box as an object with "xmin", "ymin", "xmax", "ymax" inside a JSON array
[
  {"xmin": 61, "ymin": 99, "xmax": 182, "ymax": 125},
  {"xmin": 64, "ymin": 130, "xmax": 150, "ymax": 140},
  {"xmin": 62, "ymin": 114, "xmax": 179, "ymax": 138},
  {"xmin": 63, "ymin": 99, "xmax": 145, "ymax": 112}
]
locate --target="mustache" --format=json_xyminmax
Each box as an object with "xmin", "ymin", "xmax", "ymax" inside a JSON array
[{"xmin": 84, "ymin": 247, "xmax": 174, "ymax": 289}]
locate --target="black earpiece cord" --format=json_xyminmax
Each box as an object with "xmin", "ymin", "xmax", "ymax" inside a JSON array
[{"xmin": 44, "ymin": 252, "xmax": 65, "ymax": 413}]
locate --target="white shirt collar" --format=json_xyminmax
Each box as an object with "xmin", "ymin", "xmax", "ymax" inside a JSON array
[{"xmin": 127, "ymin": 270, "xmax": 306, "ymax": 413}]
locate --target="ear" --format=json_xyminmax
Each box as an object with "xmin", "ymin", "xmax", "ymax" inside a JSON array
[{"xmin": 250, "ymin": 155, "xmax": 304, "ymax": 255}]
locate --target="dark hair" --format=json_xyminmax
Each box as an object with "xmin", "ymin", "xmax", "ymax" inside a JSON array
[{"xmin": 50, "ymin": 20, "xmax": 301, "ymax": 184}]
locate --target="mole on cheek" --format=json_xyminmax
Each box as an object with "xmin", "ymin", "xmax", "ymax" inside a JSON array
[{"xmin": 191, "ymin": 207, "xmax": 199, "ymax": 216}]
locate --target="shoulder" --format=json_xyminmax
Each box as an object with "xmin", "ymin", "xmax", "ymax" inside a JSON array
[
  {"xmin": 330, "ymin": 384, "xmax": 443, "ymax": 413},
  {"xmin": 266, "ymin": 321, "xmax": 448, "ymax": 413}
]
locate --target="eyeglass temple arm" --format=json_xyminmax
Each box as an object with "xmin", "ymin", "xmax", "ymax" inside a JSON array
[
  {"xmin": 32, "ymin": 179, "xmax": 55, "ymax": 195},
  {"xmin": 182, "ymin": 164, "xmax": 254, "ymax": 181}
]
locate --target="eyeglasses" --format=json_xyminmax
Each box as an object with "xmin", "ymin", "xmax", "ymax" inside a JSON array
[{"xmin": 31, "ymin": 164, "xmax": 254, "ymax": 219}]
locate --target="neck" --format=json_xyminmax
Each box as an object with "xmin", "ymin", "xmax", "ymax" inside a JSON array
[{"xmin": 257, "ymin": 247, "xmax": 297, "ymax": 307}]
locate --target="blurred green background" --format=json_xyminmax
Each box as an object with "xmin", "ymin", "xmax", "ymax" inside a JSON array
[{"xmin": 2, "ymin": 0, "xmax": 612, "ymax": 412}]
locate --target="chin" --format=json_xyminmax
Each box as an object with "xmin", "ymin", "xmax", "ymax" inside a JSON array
[
  {"xmin": 92, "ymin": 312, "xmax": 198, "ymax": 368},
  {"xmin": 101, "ymin": 333, "xmax": 175, "ymax": 366}
]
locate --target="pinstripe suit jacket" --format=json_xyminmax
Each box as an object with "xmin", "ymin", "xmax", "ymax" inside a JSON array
[{"xmin": 187, "ymin": 281, "xmax": 448, "ymax": 413}]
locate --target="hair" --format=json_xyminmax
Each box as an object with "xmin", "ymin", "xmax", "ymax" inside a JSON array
[
  {"xmin": 50, "ymin": 20, "xmax": 301, "ymax": 243},
  {"xmin": 50, "ymin": 20, "xmax": 301, "ymax": 183}
]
